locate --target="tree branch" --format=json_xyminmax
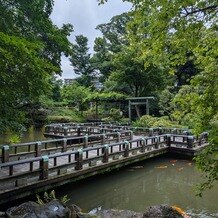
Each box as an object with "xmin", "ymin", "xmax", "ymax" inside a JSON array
[{"xmin": 184, "ymin": 5, "xmax": 218, "ymax": 17}]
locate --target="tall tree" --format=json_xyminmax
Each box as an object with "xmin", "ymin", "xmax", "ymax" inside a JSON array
[
  {"xmin": 98, "ymin": 0, "xmax": 218, "ymax": 193},
  {"xmin": 0, "ymin": 0, "xmax": 73, "ymax": 132},
  {"xmin": 70, "ymin": 35, "xmax": 93, "ymax": 87},
  {"xmin": 96, "ymin": 13, "xmax": 131, "ymax": 52},
  {"xmin": 91, "ymin": 13, "xmax": 132, "ymax": 82},
  {"xmin": 91, "ymin": 37, "xmax": 112, "ymax": 82}
]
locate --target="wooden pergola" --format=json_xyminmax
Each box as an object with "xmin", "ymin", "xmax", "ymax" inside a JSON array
[{"xmin": 127, "ymin": 97, "xmax": 155, "ymax": 122}]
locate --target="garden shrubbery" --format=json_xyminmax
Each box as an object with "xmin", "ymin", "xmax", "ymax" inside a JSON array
[
  {"xmin": 47, "ymin": 108, "xmax": 85, "ymax": 123},
  {"xmin": 133, "ymin": 115, "xmax": 183, "ymax": 128}
]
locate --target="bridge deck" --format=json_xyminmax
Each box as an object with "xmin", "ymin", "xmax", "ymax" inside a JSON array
[{"xmin": 0, "ymin": 133, "xmax": 208, "ymax": 205}]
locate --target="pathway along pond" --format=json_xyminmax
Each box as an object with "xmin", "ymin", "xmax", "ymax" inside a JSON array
[{"xmin": 0, "ymin": 128, "xmax": 217, "ymax": 217}]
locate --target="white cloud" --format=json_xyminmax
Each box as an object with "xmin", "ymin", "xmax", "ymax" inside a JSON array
[{"xmin": 51, "ymin": 0, "xmax": 132, "ymax": 79}]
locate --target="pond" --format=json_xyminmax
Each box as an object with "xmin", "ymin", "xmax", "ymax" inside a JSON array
[
  {"xmin": 56, "ymin": 156, "xmax": 218, "ymax": 218},
  {"xmin": 0, "ymin": 128, "xmax": 217, "ymax": 217},
  {"xmin": 0, "ymin": 127, "xmax": 47, "ymax": 145}
]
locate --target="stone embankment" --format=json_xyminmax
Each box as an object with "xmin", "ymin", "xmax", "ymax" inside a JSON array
[{"xmin": 0, "ymin": 200, "xmax": 188, "ymax": 218}]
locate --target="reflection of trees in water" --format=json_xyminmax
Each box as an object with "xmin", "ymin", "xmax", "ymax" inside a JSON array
[{"xmin": 57, "ymin": 157, "xmax": 218, "ymax": 214}]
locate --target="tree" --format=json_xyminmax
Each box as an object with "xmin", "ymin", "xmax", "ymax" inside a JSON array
[
  {"xmin": 0, "ymin": 0, "xmax": 73, "ymax": 132},
  {"xmin": 61, "ymin": 81, "xmax": 90, "ymax": 110},
  {"xmin": 98, "ymin": 0, "xmax": 218, "ymax": 193},
  {"xmin": 91, "ymin": 13, "xmax": 132, "ymax": 82},
  {"xmin": 70, "ymin": 35, "xmax": 93, "ymax": 87},
  {"xmin": 96, "ymin": 13, "xmax": 131, "ymax": 52},
  {"xmin": 91, "ymin": 37, "xmax": 113, "ymax": 82}
]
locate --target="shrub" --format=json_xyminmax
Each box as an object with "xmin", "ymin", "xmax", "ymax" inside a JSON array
[
  {"xmin": 133, "ymin": 115, "xmax": 183, "ymax": 128},
  {"xmin": 47, "ymin": 108, "xmax": 85, "ymax": 123}
]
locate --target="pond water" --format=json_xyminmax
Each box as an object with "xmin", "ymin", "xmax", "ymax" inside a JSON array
[
  {"xmin": 0, "ymin": 129, "xmax": 217, "ymax": 217},
  {"xmin": 0, "ymin": 127, "xmax": 47, "ymax": 145},
  {"xmin": 56, "ymin": 156, "xmax": 218, "ymax": 218}
]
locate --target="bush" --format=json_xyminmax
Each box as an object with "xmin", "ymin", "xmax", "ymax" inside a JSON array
[
  {"xmin": 133, "ymin": 115, "xmax": 183, "ymax": 128},
  {"xmin": 47, "ymin": 108, "xmax": 85, "ymax": 123}
]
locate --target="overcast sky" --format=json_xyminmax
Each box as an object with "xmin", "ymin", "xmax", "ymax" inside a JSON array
[{"xmin": 50, "ymin": 0, "xmax": 132, "ymax": 79}]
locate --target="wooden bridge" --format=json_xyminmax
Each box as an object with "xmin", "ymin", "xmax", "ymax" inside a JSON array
[{"xmin": 0, "ymin": 123, "xmax": 209, "ymax": 205}]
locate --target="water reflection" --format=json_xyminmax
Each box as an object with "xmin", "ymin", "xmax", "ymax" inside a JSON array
[
  {"xmin": 0, "ymin": 126, "xmax": 46, "ymax": 145},
  {"xmin": 56, "ymin": 157, "xmax": 218, "ymax": 217}
]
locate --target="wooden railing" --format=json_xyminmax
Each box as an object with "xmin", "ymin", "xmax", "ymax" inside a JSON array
[
  {"xmin": 0, "ymin": 135, "xmax": 167, "ymax": 190},
  {"xmin": 44, "ymin": 123, "xmax": 192, "ymax": 138},
  {"xmin": 0, "ymin": 131, "xmax": 133, "ymax": 163},
  {"xmin": 0, "ymin": 132, "xmax": 209, "ymax": 192}
]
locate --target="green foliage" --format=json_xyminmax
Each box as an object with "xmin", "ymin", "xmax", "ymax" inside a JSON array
[
  {"xmin": 36, "ymin": 190, "xmax": 70, "ymax": 205},
  {"xmin": 102, "ymin": 108, "xmax": 123, "ymax": 122},
  {"xmin": 61, "ymin": 82, "xmax": 91, "ymax": 108},
  {"xmin": 133, "ymin": 115, "xmax": 183, "ymax": 128},
  {"xmin": 0, "ymin": 0, "xmax": 73, "ymax": 133},
  {"xmin": 70, "ymin": 35, "xmax": 93, "ymax": 87},
  {"xmin": 91, "ymin": 37, "xmax": 113, "ymax": 82},
  {"xmin": 48, "ymin": 108, "xmax": 85, "ymax": 123},
  {"xmin": 84, "ymin": 91, "xmax": 127, "ymax": 102},
  {"xmin": 8, "ymin": 134, "xmax": 21, "ymax": 144},
  {"xmin": 109, "ymin": 46, "xmax": 167, "ymax": 97},
  {"xmin": 171, "ymin": 85, "xmax": 200, "ymax": 129},
  {"xmin": 158, "ymin": 86, "xmax": 176, "ymax": 119}
]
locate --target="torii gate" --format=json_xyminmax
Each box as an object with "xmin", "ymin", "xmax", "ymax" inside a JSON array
[{"xmin": 127, "ymin": 97, "xmax": 155, "ymax": 122}]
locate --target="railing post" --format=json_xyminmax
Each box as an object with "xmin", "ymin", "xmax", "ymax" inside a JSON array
[
  {"xmin": 149, "ymin": 128, "xmax": 153, "ymax": 137},
  {"xmin": 77, "ymin": 126, "xmax": 81, "ymax": 136},
  {"xmin": 35, "ymin": 141, "xmax": 42, "ymax": 157},
  {"xmin": 172, "ymin": 128, "xmax": 177, "ymax": 134},
  {"xmin": 40, "ymin": 156, "xmax": 49, "ymax": 180},
  {"xmin": 124, "ymin": 141, "xmax": 129, "ymax": 157},
  {"xmin": 63, "ymin": 127, "xmax": 68, "ymax": 136},
  {"xmin": 154, "ymin": 136, "xmax": 159, "ymax": 149},
  {"xmin": 100, "ymin": 128, "xmax": 103, "ymax": 134},
  {"xmin": 87, "ymin": 127, "xmax": 91, "ymax": 135},
  {"xmin": 62, "ymin": 138, "xmax": 67, "ymax": 152},
  {"xmin": 2, "ymin": 145, "xmax": 9, "ymax": 163},
  {"xmin": 187, "ymin": 136, "xmax": 194, "ymax": 148},
  {"xmin": 140, "ymin": 138, "xmax": 146, "ymax": 153},
  {"xmin": 84, "ymin": 135, "xmax": 88, "ymax": 148},
  {"xmin": 75, "ymin": 149, "xmax": 83, "ymax": 170},
  {"xmin": 102, "ymin": 145, "xmax": 109, "ymax": 163},
  {"xmin": 158, "ymin": 127, "xmax": 163, "ymax": 135},
  {"xmin": 129, "ymin": 130, "xmax": 133, "ymax": 140},
  {"xmin": 101, "ymin": 134, "xmax": 106, "ymax": 145},
  {"xmin": 54, "ymin": 126, "xmax": 58, "ymax": 135},
  {"xmin": 166, "ymin": 134, "xmax": 171, "ymax": 147},
  {"xmin": 117, "ymin": 132, "xmax": 121, "ymax": 142}
]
